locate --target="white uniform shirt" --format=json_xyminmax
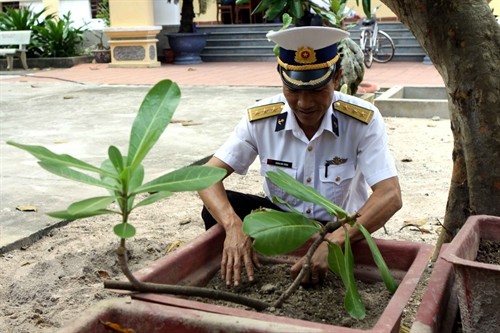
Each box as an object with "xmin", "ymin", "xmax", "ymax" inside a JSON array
[{"xmin": 214, "ymin": 91, "xmax": 397, "ymax": 222}]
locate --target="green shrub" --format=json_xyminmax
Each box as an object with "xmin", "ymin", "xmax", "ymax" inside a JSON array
[
  {"xmin": 0, "ymin": 7, "xmax": 87, "ymax": 58},
  {"xmin": 34, "ymin": 12, "xmax": 87, "ymax": 57}
]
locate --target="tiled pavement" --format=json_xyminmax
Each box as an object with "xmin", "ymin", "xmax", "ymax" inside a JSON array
[{"xmin": 1, "ymin": 61, "xmax": 445, "ymax": 88}]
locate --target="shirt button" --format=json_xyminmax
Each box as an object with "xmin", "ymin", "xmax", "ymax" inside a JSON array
[
  {"xmin": 306, "ymin": 208, "xmax": 311, "ymax": 214},
  {"xmin": 336, "ymin": 176, "xmax": 341, "ymax": 182},
  {"xmin": 306, "ymin": 177, "xmax": 312, "ymax": 183},
  {"xmin": 307, "ymin": 146, "xmax": 313, "ymax": 152}
]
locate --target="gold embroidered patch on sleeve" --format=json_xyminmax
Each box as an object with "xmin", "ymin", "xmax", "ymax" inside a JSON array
[
  {"xmin": 334, "ymin": 101, "xmax": 374, "ymax": 124},
  {"xmin": 247, "ymin": 102, "xmax": 284, "ymax": 122}
]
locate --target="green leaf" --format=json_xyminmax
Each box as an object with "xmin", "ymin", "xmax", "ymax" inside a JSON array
[
  {"xmin": 266, "ymin": 169, "xmax": 348, "ymax": 218},
  {"xmin": 281, "ymin": 13, "xmax": 292, "ymax": 29},
  {"xmin": 289, "ymin": 0, "xmax": 304, "ymax": 19},
  {"xmin": 38, "ymin": 161, "xmax": 119, "ymax": 191},
  {"xmin": 262, "ymin": 0, "xmax": 288, "ymax": 20},
  {"xmin": 6, "ymin": 141, "xmax": 113, "ymax": 177},
  {"xmin": 47, "ymin": 209, "xmax": 115, "ymax": 220},
  {"xmin": 100, "ymin": 158, "xmax": 122, "ymax": 195},
  {"xmin": 344, "ymin": 283, "xmax": 366, "ymax": 319},
  {"xmin": 133, "ymin": 191, "xmax": 173, "ymax": 209},
  {"xmin": 134, "ymin": 165, "xmax": 226, "ymax": 194},
  {"xmin": 362, "ymin": 0, "xmax": 371, "ymax": 18},
  {"xmin": 327, "ymin": 241, "xmax": 345, "ymax": 277},
  {"xmin": 356, "ymin": 223, "xmax": 398, "ymax": 293},
  {"xmin": 331, "ymin": 0, "xmax": 341, "ymax": 12},
  {"xmin": 67, "ymin": 196, "xmax": 115, "ymax": 215},
  {"xmin": 253, "ymin": 0, "xmax": 276, "ymax": 14},
  {"xmin": 108, "ymin": 145, "xmax": 124, "ymax": 173},
  {"xmin": 127, "ymin": 164, "xmax": 144, "ymax": 194},
  {"xmin": 243, "ymin": 210, "xmax": 321, "ymax": 255},
  {"xmin": 343, "ymin": 231, "xmax": 366, "ymax": 319},
  {"xmin": 127, "ymin": 80, "xmax": 181, "ymax": 169},
  {"xmin": 113, "ymin": 223, "xmax": 136, "ymax": 239},
  {"xmin": 327, "ymin": 239, "xmax": 366, "ymax": 320},
  {"xmin": 271, "ymin": 196, "xmax": 302, "ymax": 215}
]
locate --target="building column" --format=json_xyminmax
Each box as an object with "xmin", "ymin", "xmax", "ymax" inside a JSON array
[
  {"xmin": 41, "ymin": 0, "xmax": 59, "ymax": 15},
  {"xmin": 106, "ymin": 0, "xmax": 161, "ymax": 68}
]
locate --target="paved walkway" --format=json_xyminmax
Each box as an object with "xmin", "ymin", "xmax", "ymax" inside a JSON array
[
  {"xmin": 0, "ymin": 61, "xmax": 445, "ymax": 253},
  {"xmin": 1, "ymin": 61, "xmax": 444, "ymax": 88}
]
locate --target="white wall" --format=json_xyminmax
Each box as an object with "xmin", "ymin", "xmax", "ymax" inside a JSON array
[{"xmin": 153, "ymin": 0, "xmax": 180, "ymax": 26}]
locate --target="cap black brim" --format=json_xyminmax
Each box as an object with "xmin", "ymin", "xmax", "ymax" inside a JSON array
[{"xmin": 279, "ymin": 67, "xmax": 334, "ymax": 90}]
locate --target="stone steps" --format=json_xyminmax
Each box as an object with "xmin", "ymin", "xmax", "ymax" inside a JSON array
[{"xmin": 197, "ymin": 22, "xmax": 427, "ymax": 62}]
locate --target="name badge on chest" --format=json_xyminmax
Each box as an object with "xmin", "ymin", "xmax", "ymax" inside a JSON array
[{"xmin": 267, "ymin": 159, "xmax": 293, "ymax": 168}]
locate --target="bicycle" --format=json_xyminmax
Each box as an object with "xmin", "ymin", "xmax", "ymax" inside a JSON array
[{"xmin": 358, "ymin": 4, "xmax": 395, "ymax": 68}]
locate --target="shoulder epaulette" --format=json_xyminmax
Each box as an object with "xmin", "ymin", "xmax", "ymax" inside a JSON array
[
  {"xmin": 247, "ymin": 102, "xmax": 284, "ymax": 122},
  {"xmin": 333, "ymin": 100, "xmax": 374, "ymax": 124}
]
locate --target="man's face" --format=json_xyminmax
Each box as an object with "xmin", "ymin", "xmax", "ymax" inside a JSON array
[{"xmin": 283, "ymin": 78, "xmax": 336, "ymax": 132}]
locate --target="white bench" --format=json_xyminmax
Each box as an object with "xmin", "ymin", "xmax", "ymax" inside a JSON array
[{"xmin": 0, "ymin": 30, "xmax": 32, "ymax": 70}]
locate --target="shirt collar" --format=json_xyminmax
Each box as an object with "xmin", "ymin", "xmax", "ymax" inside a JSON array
[{"xmin": 280, "ymin": 104, "xmax": 339, "ymax": 138}]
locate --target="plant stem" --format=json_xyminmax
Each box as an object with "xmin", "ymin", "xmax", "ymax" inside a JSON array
[
  {"xmin": 116, "ymin": 239, "xmax": 145, "ymax": 289},
  {"xmin": 272, "ymin": 219, "xmax": 345, "ymax": 308},
  {"xmin": 103, "ymin": 280, "xmax": 270, "ymax": 311}
]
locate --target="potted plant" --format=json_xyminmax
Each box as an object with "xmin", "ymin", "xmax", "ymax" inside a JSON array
[
  {"xmin": 91, "ymin": 0, "xmax": 111, "ymax": 63},
  {"xmin": 95, "ymin": 170, "xmax": 432, "ymax": 332},
  {"xmin": 91, "ymin": 31, "xmax": 111, "ymax": 63},
  {"xmin": 165, "ymin": 0, "xmax": 210, "ymax": 64},
  {"xmin": 94, "ymin": 224, "xmax": 432, "ymax": 333},
  {"xmin": 442, "ymin": 215, "xmax": 500, "ymax": 333}
]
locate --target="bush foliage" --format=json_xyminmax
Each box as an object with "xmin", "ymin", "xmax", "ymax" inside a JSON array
[{"xmin": 0, "ymin": 6, "xmax": 87, "ymax": 58}]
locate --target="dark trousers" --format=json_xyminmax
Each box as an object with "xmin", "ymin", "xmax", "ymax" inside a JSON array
[{"xmin": 201, "ymin": 190, "xmax": 283, "ymax": 230}]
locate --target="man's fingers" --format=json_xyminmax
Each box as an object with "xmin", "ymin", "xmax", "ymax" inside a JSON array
[
  {"xmin": 221, "ymin": 252, "xmax": 227, "ymax": 280},
  {"xmin": 225, "ymin": 255, "xmax": 233, "ymax": 286},
  {"xmin": 233, "ymin": 256, "xmax": 242, "ymax": 287},
  {"xmin": 244, "ymin": 254, "xmax": 255, "ymax": 282}
]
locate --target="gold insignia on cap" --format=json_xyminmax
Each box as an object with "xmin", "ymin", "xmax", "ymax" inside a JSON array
[
  {"xmin": 247, "ymin": 102, "xmax": 284, "ymax": 122},
  {"xmin": 295, "ymin": 47, "xmax": 316, "ymax": 64},
  {"xmin": 334, "ymin": 101, "xmax": 374, "ymax": 124}
]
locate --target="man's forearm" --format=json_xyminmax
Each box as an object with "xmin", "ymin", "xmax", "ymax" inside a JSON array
[{"xmin": 326, "ymin": 176, "xmax": 402, "ymax": 245}]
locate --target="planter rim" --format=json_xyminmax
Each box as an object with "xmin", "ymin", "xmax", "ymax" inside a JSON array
[
  {"xmin": 442, "ymin": 214, "xmax": 500, "ymax": 271},
  {"xmin": 411, "ymin": 244, "xmax": 459, "ymax": 333}
]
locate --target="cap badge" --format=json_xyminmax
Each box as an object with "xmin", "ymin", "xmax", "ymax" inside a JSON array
[{"xmin": 295, "ymin": 46, "xmax": 316, "ymax": 64}]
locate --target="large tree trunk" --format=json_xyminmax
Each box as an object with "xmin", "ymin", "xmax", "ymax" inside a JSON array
[{"xmin": 382, "ymin": 0, "xmax": 500, "ymax": 257}]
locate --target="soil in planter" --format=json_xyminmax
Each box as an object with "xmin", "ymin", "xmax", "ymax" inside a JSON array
[
  {"xmin": 196, "ymin": 263, "xmax": 393, "ymax": 330},
  {"xmin": 476, "ymin": 240, "xmax": 500, "ymax": 265}
]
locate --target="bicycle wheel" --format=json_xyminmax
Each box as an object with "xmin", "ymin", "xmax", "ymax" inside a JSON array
[
  {"xmin": 373, "ymin": 30, "xmax": 395, "ymax": 63},
  {"xmin": 361, "ymin": 30, "xmax": 373, "ymax": 68}
]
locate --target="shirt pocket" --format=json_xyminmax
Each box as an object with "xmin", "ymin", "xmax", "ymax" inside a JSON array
[
  {"xmin": 261, "ymin": 163, "xmax": 300, "ymax": 206},
  {"xmin": 319, "ymin": 163, "xmax": 356, "ymax": 206}
]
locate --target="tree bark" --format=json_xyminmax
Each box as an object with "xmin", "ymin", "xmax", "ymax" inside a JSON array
[{"xmin": 381, "ymin": 0, "xmax": 500, "ymax": 257}]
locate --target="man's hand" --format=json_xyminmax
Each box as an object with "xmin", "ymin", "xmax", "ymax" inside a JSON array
[
  {"xmin": 290, "ymin": 242, "xmax": 329, "ymax": 285},
  {"xmin": 221, "ymin": 226, "xmax": 260, "ymax": 286}
]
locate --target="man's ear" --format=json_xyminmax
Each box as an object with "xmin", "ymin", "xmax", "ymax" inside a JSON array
[{"xmin": 333, "ymin": 68, "xmax": 343, "ymax": 90}]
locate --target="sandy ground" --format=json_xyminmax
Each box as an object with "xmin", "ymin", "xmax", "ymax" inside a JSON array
[{"xmin": 0, "ymin": 116, "xmax": 453, "ymax": 333}]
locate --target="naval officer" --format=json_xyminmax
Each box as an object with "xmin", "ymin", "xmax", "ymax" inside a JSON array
[{"xmin": 198, "ymin": 26, "xmax": 402, "ymax": 287}]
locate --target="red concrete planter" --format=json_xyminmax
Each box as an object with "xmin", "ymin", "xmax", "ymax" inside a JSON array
[
  {"xmin": 131, "ymin": 225, "xmax": 432, "ymax": 333},
  {"xmin": 442, "ymin": 215, "xmax": 500, "ymax": 333},
  {"xmin": 410, "ymin": 244, "xmax": 459, "ymax": 333},
  {"xmin": 58, "ymin": 225, "xmax": 433, "ymax": 332}
]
